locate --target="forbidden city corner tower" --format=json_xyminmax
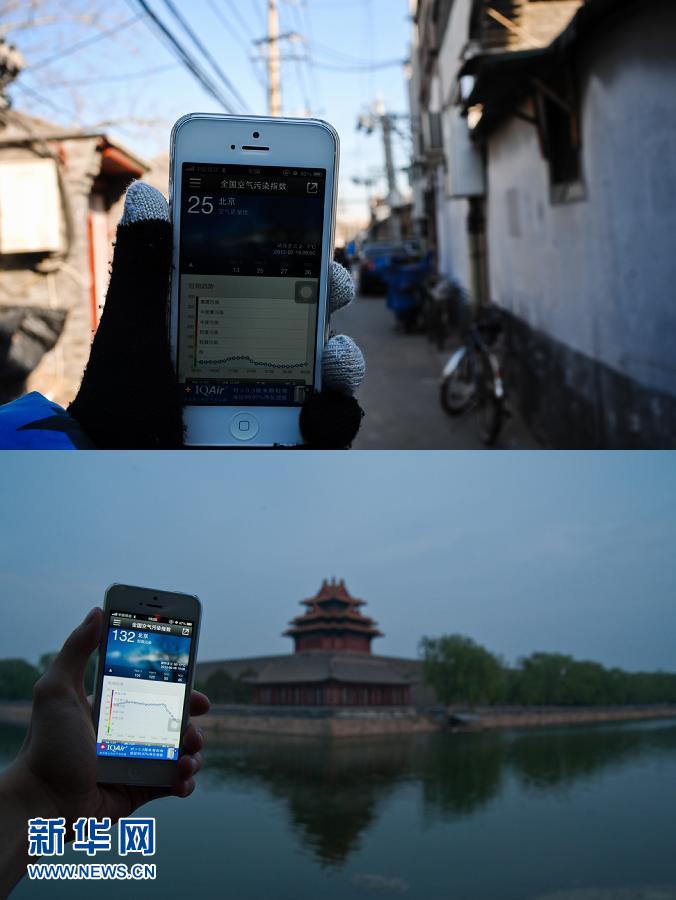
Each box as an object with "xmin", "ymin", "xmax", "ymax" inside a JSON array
[{"xmin": 284, "ymin": 578, "xmax": 383, "ymax": 654}]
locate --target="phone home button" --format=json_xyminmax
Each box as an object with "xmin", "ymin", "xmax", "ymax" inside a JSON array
[
  {"xmin": 127, "ymin": 765, "xmax": 142, "ymax": 780},
  {"xmin": 229, "ymin": 412, "xmax": 259, "ymax": 441}
]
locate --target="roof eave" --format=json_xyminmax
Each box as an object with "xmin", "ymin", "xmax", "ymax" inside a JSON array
[{"xmin": 459, "ymin": 0, "xmax": 642, "ymax": 138}]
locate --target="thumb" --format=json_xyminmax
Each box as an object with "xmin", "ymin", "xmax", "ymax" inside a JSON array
[
  {"xmin": 68, "ymin": 181, "xmax": 183, "ymax": 449},
  {"xmin": 51, "ymin": 607, "xmax": 103, "ymax": 689}
]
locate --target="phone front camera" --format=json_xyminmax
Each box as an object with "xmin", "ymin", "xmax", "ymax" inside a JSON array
[
  {"xmin": 253, "ymin": 131, "xmax": 260, "ymax": 139},
  {"xmin": 230, "ymin": 144, "xmax": 235, "ymax": 149}
]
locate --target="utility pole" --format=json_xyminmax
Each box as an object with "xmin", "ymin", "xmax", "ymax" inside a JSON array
[
  {"xmin": 357, "ymin": 100, "xmax": 405, "ymax": 241},
  {"xmin": 381, "ymin": 113, "xmax": 400, "ymax": 212},
  {"xmin": 267, "ymin": 0, "xmax": 281, "ymax": 116}
]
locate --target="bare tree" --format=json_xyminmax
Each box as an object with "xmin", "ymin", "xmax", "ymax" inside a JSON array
[{"xmin": 0, "ymin": 0, "xmax": 172, "ymax": 142}]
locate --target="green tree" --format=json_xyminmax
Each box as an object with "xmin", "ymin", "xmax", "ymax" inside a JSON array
[
  {"xmin": 513, "ymin": 653, "xmax": 575, "ymax": 705},
  {"xmin": 419, "ymin": 634, "xmax": 503, "ymax": 707},
  {"xmin": 204, "ymin": 668, "xmax": 255, "ymax": 703},
  {"xmin": 0, "ymin": 659, "xmax": 40, "ymax": 699}
]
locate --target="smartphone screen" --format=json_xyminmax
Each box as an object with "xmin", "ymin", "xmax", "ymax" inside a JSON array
[
  {"xmin": 176, "ymin": 162, "xmax": 327, "ymax": 407},
  {"xmin": 95, "ymin": 610, "xmax": 194, "ymax": 761}
]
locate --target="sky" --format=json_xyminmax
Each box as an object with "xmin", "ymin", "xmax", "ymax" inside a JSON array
[
  {"xmin": 1, "ymin": 452, "xmax": 675, "ymax": 672},
  {"xmin": 3, "ymin": 0, "xmax": 412, "ymax": 224}
]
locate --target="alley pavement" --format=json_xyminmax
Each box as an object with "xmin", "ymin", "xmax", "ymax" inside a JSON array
[{"xmin": 333, "ymin": 284, "xmax": 541, "ymax": 450}]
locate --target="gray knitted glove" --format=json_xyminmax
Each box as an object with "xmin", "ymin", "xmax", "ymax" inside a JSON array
[{"xmin": 323, "ymin": 263, "xmax": 365, "ymax": 394}]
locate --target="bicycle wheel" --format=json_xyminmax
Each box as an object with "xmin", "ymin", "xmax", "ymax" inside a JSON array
[
  {"xmin": 474, "ymin": 352, "xmax": 503, "ymax": 446},
  {"xmin": 440, "ymin": 350, "xmax": 475, "ymax": 415}
]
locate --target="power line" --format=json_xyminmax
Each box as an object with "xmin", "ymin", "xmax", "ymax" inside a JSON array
[
  {"xmin": 365, "ymin": 0, "xmax": 375, "ymax": 95},
  {"xmin": 224, "ymin": 0, "xmax": 257, "ymax": 42},
  {"xmin": 253, "ymin": 0, "xmax": 267, "ymax": 31},
  {"xmin": 159, "ymin": 0, "xmax": 249, "ymax": 112},
  {"xmin": 280, "ymin": 2, "xmax": 311, "ymax": 114},
  {"xmin": 290, "ymin": 1, "xmax": 313, "ymax": 113},
  {"xmin": 291, "ymin": 46, "xmax": 310, "ymax": 114},
  {"xmin": 301, "ymin": 0, "xmax": 323, "ymax": 113},
  {"xmin": 206, "ymin": 0, "xmax": 266, "ymax": 92},
  {"xmin": 309, "ymin": 38, "xmax": 390, "ymax": 66},
  {"xmin": 128, "ymin": 0, "xmax": 239, "ymax": 113},
  {"xmin": 29, "ymin": 14, "xmax": 141, "ymax": 72},
  {"xmin": 310, "ymin": 57, "xmax": 405, "ymax": 71}
]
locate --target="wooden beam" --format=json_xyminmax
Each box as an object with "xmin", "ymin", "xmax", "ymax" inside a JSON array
[{"xmin": 531, "ymin": 76, "xmax": 573, "ymax": 115}]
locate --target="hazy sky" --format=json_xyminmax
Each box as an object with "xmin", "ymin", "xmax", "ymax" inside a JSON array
[
  {"xmin": 0, "ymin": 452, "xmax": 674, "ymax": 672},
  {"xmin": 6, "ymin": 0, "xmax": 411, "ymax": 221}
]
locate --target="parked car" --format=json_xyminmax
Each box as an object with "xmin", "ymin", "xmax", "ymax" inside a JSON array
[{"xmin": 358, "ymin": 241, "xmax": 422, "ymax": 293}]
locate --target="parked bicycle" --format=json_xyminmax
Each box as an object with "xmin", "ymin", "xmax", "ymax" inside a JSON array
[
  {"xmin": 421, "ymin": 275, "xmax": 461, "ymax": 351},
  {"xmin": 439, "ymin": 300, "xmax": 506, "ymax": 446}
]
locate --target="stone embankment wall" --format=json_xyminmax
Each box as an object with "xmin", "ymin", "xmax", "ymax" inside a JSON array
[
  {"xmin": 0, "ymin": 702, "xmax": 675, "ymax": 738},
  {"xmin": 467, "ymin": 706, "xmax": 676, "ymax": 732},
  {"xmin": 200, "ymin": 707, "xmax": 439, "ymax": 738}
]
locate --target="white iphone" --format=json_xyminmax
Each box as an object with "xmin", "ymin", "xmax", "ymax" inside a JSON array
[
  {"xmin": 93, "ymin": 583, "xmax": 201, "ymax": 788},
  {"xmin": 168, "ymin": 113, "xmax": 339, "ymax": 447}
]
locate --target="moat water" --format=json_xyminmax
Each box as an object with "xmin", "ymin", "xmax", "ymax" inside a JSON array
[{"xmin": 3, "ymin": 718, "xmax": 676, "ymax": 900}]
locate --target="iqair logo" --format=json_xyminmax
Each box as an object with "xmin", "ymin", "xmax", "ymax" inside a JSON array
[
  {"xmin": 194, "ymin": 385, "xmax": 225, "ymax": 397},
  {"xmin": 106, "ymin": 744, "xmax": 127, "ymax": 754},
  {"xmin": 185, "ymin": 384, "xmax": 225, "ymax": 397}
]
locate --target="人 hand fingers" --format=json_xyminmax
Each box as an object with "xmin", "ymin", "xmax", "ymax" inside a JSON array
[
  {"xmin": 322, "ymin": 334, "xmax": 365, "ymax": 396},
  {"xmin": 189, "ymin": 691, "xmax": 211, "ymax": 717},
  {"xmin": 119, "ymin": 180, "xmax": 169, "ymax": 226},
  {"xmin": 328, "ymin": 261, "xmax": 355, "ymax": 315},
  {"xmin": 173, "ymin": 778, "xmax": 195, "ymax": 799},
  {"xmin": 49, "ymin": 608, "xmax": 103, "ymax": 690},
  {"xmin": 177, "ymin": 751, "xmax": 202, "ymax": 780},
  {"xmin": 182, "ymin": 723, "xmax": 203, "ymax": 755}
]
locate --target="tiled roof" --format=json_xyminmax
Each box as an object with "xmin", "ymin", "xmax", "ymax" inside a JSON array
[
  {"xmin": 461, "ymin": 0, "xmax": 640, "ymax": 139},
  {"xmin": 0, "ymin": 108, "xmax": 148, "ymax": 171},
  {"xmin": 251, "ymin": 653, "xmax": 413, "ymax": 686},
  {"xmin": 286, "ymin": 578, "xmax": 381, "ymax": 639},
  {"xmin": 301, "ymin": 577, "xmax": 365, "ymax": 606}
]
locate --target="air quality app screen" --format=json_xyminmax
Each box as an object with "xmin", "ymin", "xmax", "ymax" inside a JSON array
[
  {"xmin": 96, "ymin": 611, "xmax": 193, "ymax": 761},
  {"xmin": 177, "ymin": 162, "xmax": 327, "ymax": 407}
]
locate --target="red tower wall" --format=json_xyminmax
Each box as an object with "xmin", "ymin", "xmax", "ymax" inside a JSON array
[
  {"xmin": 254, "ymin": 681, "xmax": 411, "ymax": 706},
  {"xmin": 295, "ymin": 634, "xmax": 371, "ymax": 653}
]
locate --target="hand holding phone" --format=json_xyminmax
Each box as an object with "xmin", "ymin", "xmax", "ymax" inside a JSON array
[
  {"xmin": 93, "ymin": 585, "xmax": 202, "ymax": 787},
  {"xmin": 169, "ymin": 114, "xmax": 361, "ymax": 446},
  {"xmin": 1, "ymin": 603, "xmax": 208, "ymax": 863},
  {"xmin": 66, "ymin": 179, "xmax": 365, "ymax": 449}
]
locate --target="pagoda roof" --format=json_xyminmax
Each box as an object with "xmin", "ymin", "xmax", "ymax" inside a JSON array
[
  {"xmin": 300, "ymin": 577, "xmax": 366, "ymax": 607},
  {"xmin": 285, "ymin": 579, "xmax": 382, "ymax": 639}
]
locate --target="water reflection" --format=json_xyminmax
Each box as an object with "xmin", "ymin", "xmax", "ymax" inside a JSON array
[
  {"xmin": 414, "ymin": 730, "xmax": 506, "ymax": 820},
  {"xmin": 206, "ymin": 734, "xmax": 417, "ymax": 865},
  {"xmin": 507, "ymin": 720, "xmax": 676, "ymax": 790},
  {"xmin": 1, "ymin": 718, "xmax": 675, "ymax": 873},
  {"xmin": 205, "ymin": 721, "xmax": 676, "ymax": 866}
]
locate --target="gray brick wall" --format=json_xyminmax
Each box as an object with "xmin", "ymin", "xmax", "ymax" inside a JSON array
[{"xmin": 0, "ymin": 135, "xmax": 102, "ymax": 407}]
